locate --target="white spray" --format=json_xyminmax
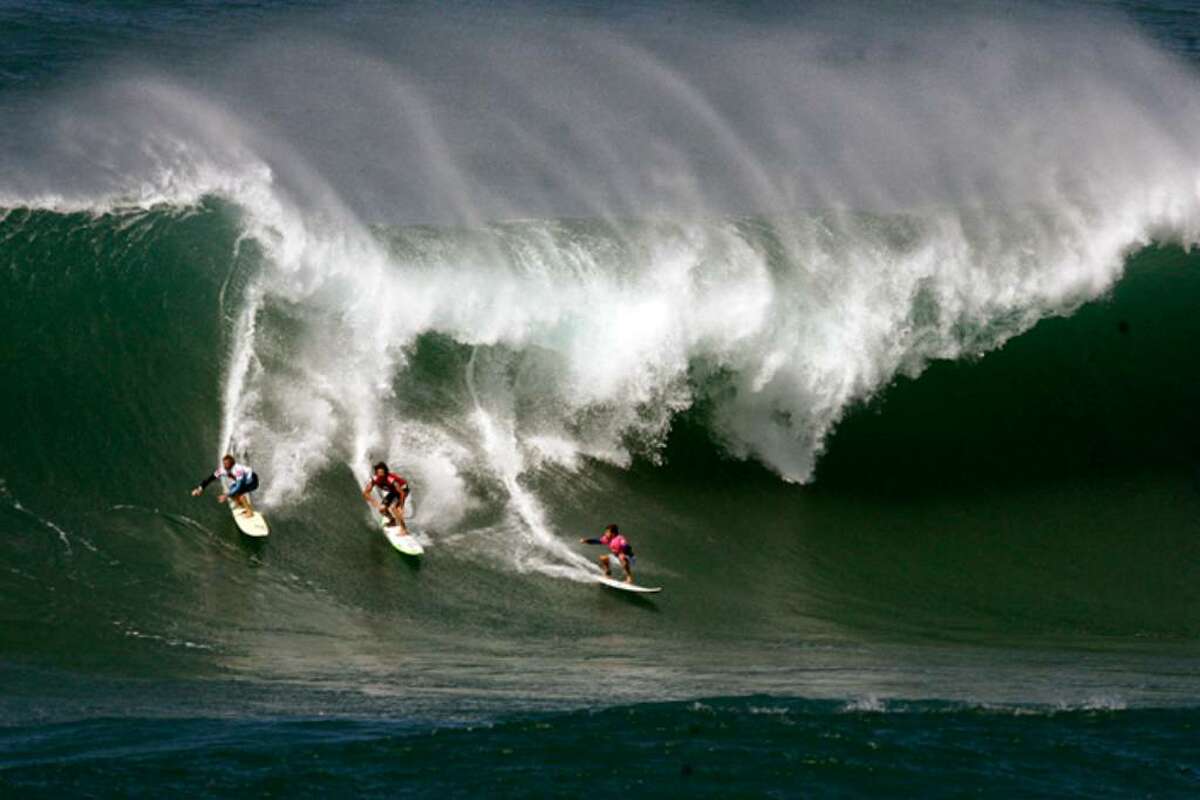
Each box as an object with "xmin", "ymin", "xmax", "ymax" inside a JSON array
[{"xmin": 5, "ymin": 4, "xmax": 1200, "ymax": 572}]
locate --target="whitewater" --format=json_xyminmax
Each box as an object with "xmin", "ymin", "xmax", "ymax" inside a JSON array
[{"xmin": 6, "ymin": 5, "xmax": 1200, "ymax": 510}]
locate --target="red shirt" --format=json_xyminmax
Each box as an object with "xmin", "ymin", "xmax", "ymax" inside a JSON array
[{"xmin": 371, "ymin": 473, "xmax": 408, "ymax": 498}]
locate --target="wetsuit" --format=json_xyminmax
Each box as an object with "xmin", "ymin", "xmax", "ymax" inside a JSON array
[
  {"xmin": 584, "ymin": 531, "xmax": 635, "ymax": 566},
  {"xmin": 198, "ymin": 462, "xmax": 259, "ymax": 498}
]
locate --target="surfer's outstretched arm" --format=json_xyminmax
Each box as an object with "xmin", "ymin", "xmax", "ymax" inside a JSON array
[
  {"xmin": 191, "ymin": 473, "xmax": 219, "ymax": 496},
  {"xmin": 362, "ymin": 480, "xmax": 381, "ymax": 508}
]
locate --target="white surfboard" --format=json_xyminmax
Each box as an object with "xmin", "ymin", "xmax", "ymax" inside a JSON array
[
  {"xmin": 381, "ymin": 517, "xmax": 424, "ymax": 556},
  {"xmin": 221, "ymin": 476, "xmax": 268, "ymax": 536},
  {"xmin": 596, "ymin": 574, "xmax": 661, "ymax": 594},
  {"xmin": 230, "ymin": 503, "xmax": 269, "ymax": 537}
]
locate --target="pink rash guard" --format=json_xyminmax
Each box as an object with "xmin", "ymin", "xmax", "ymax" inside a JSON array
[{"xmin": 601, "ymin": 531, "xmax": 631, "ymax": 556}]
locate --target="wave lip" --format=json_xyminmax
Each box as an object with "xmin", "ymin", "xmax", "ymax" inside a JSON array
[{"xmin": 7, "ymin": 3, "xmax": 1200, "ymax": 490}]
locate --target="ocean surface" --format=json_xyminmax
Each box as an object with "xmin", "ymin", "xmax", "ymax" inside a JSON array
[{"xmin": 3, "ymin": 1, "xmax": 1200, "ymax": 796}]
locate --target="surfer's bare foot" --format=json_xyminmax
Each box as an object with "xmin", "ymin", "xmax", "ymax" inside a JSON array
[{"xmin": 624, "ymin": 576, "xmax": 633, "ymax": 584}]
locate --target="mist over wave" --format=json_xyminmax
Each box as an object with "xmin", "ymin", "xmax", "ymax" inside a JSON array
[{"xmin": 5, "ymin": 1, "xmax": 1200, "ymax": 587}]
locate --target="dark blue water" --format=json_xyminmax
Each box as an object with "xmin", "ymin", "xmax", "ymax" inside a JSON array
[{"xmin": 5, "ymin": 698, "xmax": 1199, "ymax": 798}]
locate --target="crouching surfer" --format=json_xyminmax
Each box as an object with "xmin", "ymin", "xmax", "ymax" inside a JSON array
[
  {"xmin": 580, "ymin": 523, "xmax": 635, "ymax": 583},
  {"xmin": 363, "ymin": 462, "xmax": 410, "ymax": 534},
  {"xmin": 192, "ymin": 454, "xmax": 259, "ymax": 517}
]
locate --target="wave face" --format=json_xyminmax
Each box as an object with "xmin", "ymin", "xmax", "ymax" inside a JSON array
[
  {"xmin": 3, "ymin": 0, "xmax": 1200, "ymax": 714},
  {"xmin": 6, "ymin": 3, "xmax": 1200, "ymax": 488}
]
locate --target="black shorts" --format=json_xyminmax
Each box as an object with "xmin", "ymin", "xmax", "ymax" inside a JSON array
[{"xmin": 382, "ymin": 490, "xmax": 405, "ymax": 508}]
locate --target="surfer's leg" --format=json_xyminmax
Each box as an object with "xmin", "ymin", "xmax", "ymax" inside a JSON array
[
  {"xmin": 380, "ymin": 491, "xmax": 402, "ymax": 529},
  {"xmin": 390, "ymin": 500, "xmax": 409, "ymax": 534},
  {"xmin": 619, "ymin": 554, "xmax": 633, "ymax": 583},
  {"xmin": 598, "ymin": 554, "xmax": 612, "ymax": 577},
  {"xmin": 229, "ymin": 494, "xmax": 249, "ymax": 516},
  {"xmin": 232, "ymin": 475, "xmax": 258, "ymax": 516}
]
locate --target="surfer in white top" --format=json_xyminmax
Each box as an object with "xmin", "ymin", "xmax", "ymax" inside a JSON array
[{"xmin": 192, "ymin": 454, "xmax": 259, "ymax": 517}]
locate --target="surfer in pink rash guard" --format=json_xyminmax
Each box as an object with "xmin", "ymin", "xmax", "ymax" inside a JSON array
[{"xmin": 580, "ymin": 523, "xmax": 636, "ymax": 583}]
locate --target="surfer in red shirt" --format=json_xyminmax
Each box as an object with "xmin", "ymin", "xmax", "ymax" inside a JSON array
[
  {"xmin": 580, "ymin": 523, "xmax": 635, "ymax": 583},
  {"xmin": 362, "ymin": 461, "xmax": 410, "ymax": 534}
]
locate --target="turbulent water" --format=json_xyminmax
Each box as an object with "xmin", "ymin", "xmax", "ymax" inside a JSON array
[{"xmin": 3, "ymin": 1, "xmax": 1200, "ymax": 796}]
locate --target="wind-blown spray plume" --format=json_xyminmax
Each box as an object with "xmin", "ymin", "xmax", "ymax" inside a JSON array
[{"xmin": 3, "ymin": 4, "xmax": 1200, "ymax": 575}]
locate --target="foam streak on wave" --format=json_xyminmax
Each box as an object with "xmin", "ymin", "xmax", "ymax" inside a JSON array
[
  {"xmin": 466, "ymin": 349, "xmax": 596, "ymax": 580},
  {"xmin": 218, "ymin": 284, "xmax": 262, "ymax": 461}
]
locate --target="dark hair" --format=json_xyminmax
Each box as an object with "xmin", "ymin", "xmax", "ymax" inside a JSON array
[
  {"xmin": 222, "ymin": 453, "xmax": 235, "ymax": 463},
  {"xmin": 373, "ymin": 461, "xmax": 389, "ymax": 473},
  {"xmin": 605, "ymin": 523, "xmax": 619, "ymax": 535}
]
